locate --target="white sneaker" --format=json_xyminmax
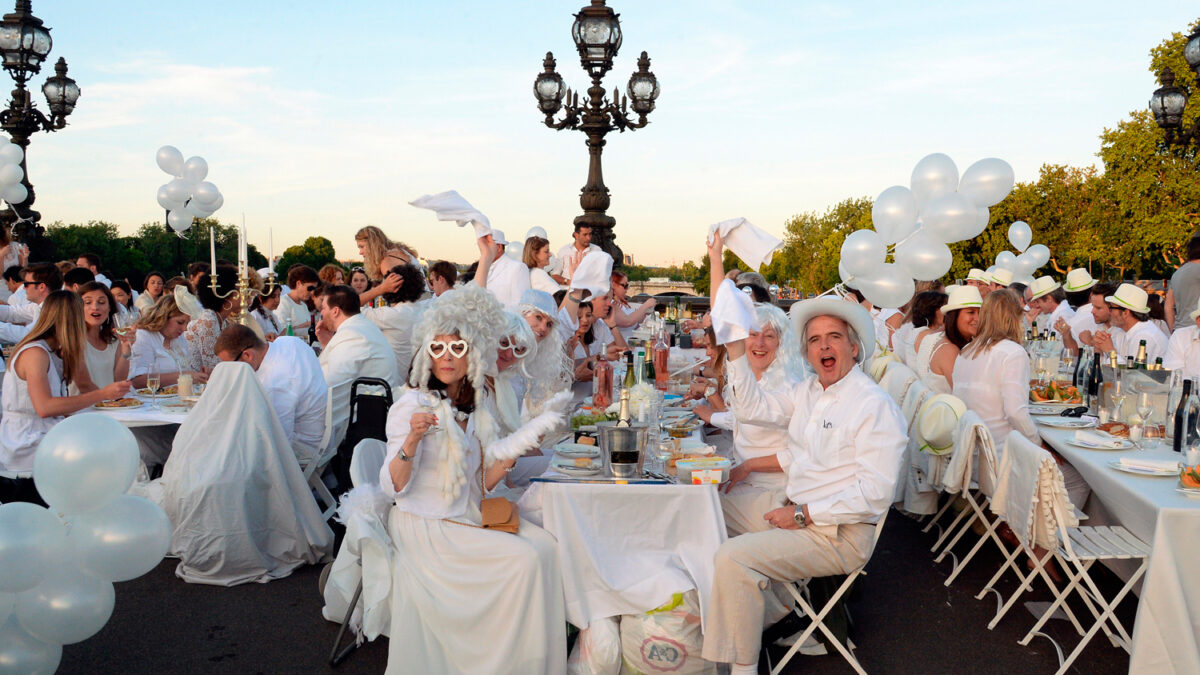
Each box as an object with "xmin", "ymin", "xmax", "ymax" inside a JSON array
[{"xmin": 774, "ymin": 631, "xmax": 828, "ymax": 655}]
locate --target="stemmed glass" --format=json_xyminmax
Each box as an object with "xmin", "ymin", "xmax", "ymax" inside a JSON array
[
  {"xmin": 146, "ymin": 368, "xmax": 161, "ymax": 410},
  {"xmin": 114, "ymin": 312, "xmax": 136, "ymax": 339},
  {"xmin": 1109, "ymin": 376, "xmax": 1129, "ymax": 425},
  {"xmin": 1136, "ymin": 392, "xmax": 1157, "ymax": 450},
  {"xmin": 417, "ymin": 391, "xmax": 442, "ymax": 435}
]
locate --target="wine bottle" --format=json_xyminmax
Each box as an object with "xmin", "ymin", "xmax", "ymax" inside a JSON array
[
  {"xmin": 1087, "ymin": 352, "xmax": 1102, "ymax": 411},
  {"xmin": 616, "ymin": 389, "xmax": 632, "ymax": 428},
  {"xmin": 1153, "ymin": 357, "xmax": 1164, "ymax": 371},
  {"xmin": 1134, "ymin": 340, "xmax": 1148, "ymax": 369},
  {"xmin": 1174, "ymin": 379, "xmax": 1194, "ymax": 453},
  {"xmin": 1109, "ymin": 351, "xmax": 1119, "ymax": 369},
  {"xmin": 285, "ymin": 318, "xmax": 294, "ymax": 337},
  {"xmin": 1126, "ymin": 356, "xmax": 1135, "ymax": 370},
  {"xmin": 623, "ymin": 351, "xmax": 636, "ymax": 390}
]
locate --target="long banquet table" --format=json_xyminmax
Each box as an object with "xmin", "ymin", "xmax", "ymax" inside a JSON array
[{"xmin": 1037, "ymin": 420, "xmax": 1200, "ymax": 674}]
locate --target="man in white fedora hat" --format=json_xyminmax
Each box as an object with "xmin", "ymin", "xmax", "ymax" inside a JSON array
[
  {"xmin": 1094, "ymin": 283, "xmax": 1168, "ymax": 363},
  {"xmin": 966, "ymin": 268, "xmax": 992, "ymax": 298},
  {"xmin": 989, "ymin": 267, "xmax": 1013, "ymax": 293},
  {"xmin": 1164, "ymin": 297, "xmax": 1200, "ymax": 376},
  {"xmin": 1057, "ymin": 269, "xmax": 1097, "ymax": 346},
  {"xmin": 701, "ymin": 290, "xmax": 906, "ymax": 673},
  {"xmin": 1029, "ymin": 275, "xmax": 1074, "ymax": 336}
]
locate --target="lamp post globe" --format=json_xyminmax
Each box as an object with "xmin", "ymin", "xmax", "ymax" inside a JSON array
[{"xmin": 1150, "ymin": 23, "xmax": 1200, "ymax": 148}]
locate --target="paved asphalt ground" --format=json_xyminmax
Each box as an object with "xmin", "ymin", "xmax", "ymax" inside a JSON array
[{"xmin": 59, "ymin": 509, "xmax": 1136, "ymax": 674}]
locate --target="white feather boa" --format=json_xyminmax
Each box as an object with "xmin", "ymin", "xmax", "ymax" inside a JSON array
[{"xmin": 482, "ymin": 390, "xmax": 572, "ymax": 466}]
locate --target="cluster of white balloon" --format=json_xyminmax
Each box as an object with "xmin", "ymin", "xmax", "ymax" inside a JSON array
[
  {"xmin": 839, "ymin": 153, "xmax": 1016, "ymax": 308},
  {"xmin": 989, "ymin": 220, "xmax": 1050, "ymax": 287},
  {"xmin": 0, "ymin": 139, "xmax": 27, "ymax": 207},
  {"xmin": 154, "ymin": 145, "xmax": 225, "ymax": 234},
  {"xmin": 0, "ymin": 415, "xmax": 171, "ymax": 673}
]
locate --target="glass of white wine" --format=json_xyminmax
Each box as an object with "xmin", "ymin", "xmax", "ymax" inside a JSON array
[
  {"xmin": 417, "ymin": 391, "xmax": 441, "ymax": 435},
  {"xmin": 114, "ymin": 312, "xmax": 135, "ymax": 338},
  {"xmin": 146, "ymin": 369, "xmax": 161, "ymax": 410}
]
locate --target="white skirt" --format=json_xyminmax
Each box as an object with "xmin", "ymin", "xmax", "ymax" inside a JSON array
[{"xmin": 385, "ymin": 508, "xmax": 567, "ymax": 674}]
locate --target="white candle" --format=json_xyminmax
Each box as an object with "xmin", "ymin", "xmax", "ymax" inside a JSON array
[
  {"xmin": 239, "ymin": 215, "xmax": 247, "ymax": 275},
  {"xmin": 209, "ymin": 227, "xmax": 216, "ymax": 271}
]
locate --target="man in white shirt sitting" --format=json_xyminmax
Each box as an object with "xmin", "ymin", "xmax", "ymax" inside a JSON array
[
  {"xmin": 215, "ymin": 324, "xmax": 328, "ymax": 464},
  {"xmin": 482, "ymin": 230, "xmax": 530, "ymax": 310},
  {"xmin": 0, "ymin": 263, "xmax": 60, "ymax": 343},
  {"xmin": 1164, "ymin": 298, "xmax": 1200, "ymax": 376},
  {"xmin": 275, "ymin": 264, "xmax": 319, "ymax": 340},
  {"xmin": 75, "ymin": 253, "xmax": 111, "ymax": 288},
  {"xmin": 1029, "ymin": 276, "xmax": 1074, "ymax": 336},
  {"xmin": 701, "ymin": 295, "xmax": 906, "ymax": 674},
  {"xmin": 1094, "ymin": 283, "xmax": 1168, "ymax": 363},
  {"xmin": 554, "ymin": 223, "xmax": 601, "ymax": 284}
]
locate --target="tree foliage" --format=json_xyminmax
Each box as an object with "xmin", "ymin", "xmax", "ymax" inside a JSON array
[{"xmin": 274, "ymin": 236, "xmax": 339, "ymax": 277}]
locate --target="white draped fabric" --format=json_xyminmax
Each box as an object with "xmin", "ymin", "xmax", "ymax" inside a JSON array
[
  {"xmin": 155, "ymin": 361, "xmax": 334, "ymax": 585},
  {"xmin": 484, "ymin": 252, "xmax": 532, "ymax": 310}
]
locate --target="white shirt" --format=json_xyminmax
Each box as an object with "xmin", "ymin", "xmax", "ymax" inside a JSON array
[
  {"xmin": 729, "ymin": 358, "xmax": 906, "ymax": 527},
  {"xmin": 319, "ymin": 313, "xmax": 402, "ymax": 392},
  {"xmin": 952, "ymin": 340, "xmax": 1039, "ymax": 447},
  {"xmin": 7, "ymin": 284, "xmax": 26, "ymax": 306},
  {"xmin": 727, "ymin": 361, "xmax": 800, "ymax": 490},
  {"xmin": 68, "ymin": 340, "xmax": 118, "ymax": 395},
  {"xmin": 1164, "ymin": 324, "xmax": 1200, "ymax": 377},
  {"xmin": 1068, "ymin": 304, "xmax": 1097, "ymax": 341},
  {"xmin": 891, "ymin": 322, "xmax": 915, "ymax": 359},
  {"xmin": 362, "ymin": 302, "xmax": 424, "ymax": 383},
  {"xmin": 94, "ymin": 273, "xmax": 112, "ymax": 288},
  {"xmin": 274, "ymin": 293, "xmax": 312, "ymax": 339},
  {"xmin": 0, "ymin": 341, "xmax": 64, "ymax": 473},
  {"xmin": 529, "ymin": 267, "xmax": 560, "ymax": 295},
  {"xmin": 0, "ymin": 300, "xmax": 37, "ymax": 344},
  {"xmin": 614, "ymin": 302, "xmax": 640, "ymax": 342},
  {"xmin": 257, "ymin": 336, "xmax": 328, "ymax": 462},
  {"xmin": 134, "ymin": 292, "xmax": 158, "ymax": 315},
  {"xmin": 1042, "ymin": 300, "xmax": 1075, "ymax": 334},
  {"xmin": 1113, "ymin": 320, "xmax": 1168, "ymax": 364},
  {"xmin": 128, "ymin": 329, "xmax": 189, "ymax": 379},
  {"xmin": 555, "ymin": 243, "xmax": 601, "ymax": 281},
  {"xmin": 484, "ymin": 253, "xmax": 531, "ymax": 310}
]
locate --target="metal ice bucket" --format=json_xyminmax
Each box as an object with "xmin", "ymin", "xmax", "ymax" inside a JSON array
[{"xmin": 596, "ymin": 422, "xmax": 649, "ymax": 478}]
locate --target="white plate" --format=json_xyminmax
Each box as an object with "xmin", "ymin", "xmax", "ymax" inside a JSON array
[
  {"xmin": 1036, "ymin": 418, "xmax": 1096, "ymax": 429},
  {"xmin": 554, "ymin": 443, "xmax": 601, "ymax": 459},
  {"xmin": 551, "ymin": 459, "xmax": 602, "ymax": 476},
  {"xmin": 91, "ymin": 399, "xmax": 145, "ymax": 411},
  {"xmin": 1176, "ymin": 482, "xmax": 1200, "ymax": 498},
  {"xmin": 1069, "ymin": 438, "xmax": 1135, "ymax": 451},
  {"xmin": 1029, "ymin": 402, "xmax": 1079, "ymax": 414},
  {"xmin": 1108, "ymin": 460, "xmax": 1180, "ymax": 476}
]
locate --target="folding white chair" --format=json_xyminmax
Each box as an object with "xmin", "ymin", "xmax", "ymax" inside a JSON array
[
  {"xmin": 299, "ymin": 385, "xmax": 343, "ymax": 522},
  {"xmin": 767, "ymin": 510, "xmax": 890, "ymax": 675}
]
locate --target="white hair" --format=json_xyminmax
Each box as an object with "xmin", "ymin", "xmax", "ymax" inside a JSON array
[
  {"xmin": 754, "ymin": 303, "xmax": 804, "ymax": 378},
  {"xmin": 518, "ymin": 306, "xmax": 572, "ymax": 418}
]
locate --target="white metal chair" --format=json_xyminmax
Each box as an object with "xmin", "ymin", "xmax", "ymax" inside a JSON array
[
  {"xmin": 767, "ymin": 510, "xmax": 891, "ymax": 675},
  {"xmin": 299, "ymin": 384, "xmax": 345, "ymax": 522}
]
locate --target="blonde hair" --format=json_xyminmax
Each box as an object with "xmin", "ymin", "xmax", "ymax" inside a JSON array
[
  {"xmin": 355, "ymin": 226, "xmax": 416, "ymax": 280},
  {"xmin": 137, "ymin": 295, "xmax": 188, "ymax": 333},
  {"xmin": 523, "ymin": 236, "xmax": 549, "ymax": 269},
  {"xmin": 961, "ymin": 289, "xmax": 1023, "ymax": 357},
  {"xmin": 13, "ymin": 290, "xmax": 88, "ymax": 384}
]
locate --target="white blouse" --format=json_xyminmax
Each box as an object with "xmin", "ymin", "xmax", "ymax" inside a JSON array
[
  {"xmin": 1165, "ymin": 325, "xmax": 1200, "ymax": 378},
  {"xmin": 952, "ymin": 340, "xmax": 1039, "ymax": 448},
  {"xmin": 727, "ymin": 360, "xmax": 799, "ymax": 490},
  {"xmin": 529, "ymin": 267, "xmax": 560, "ymax": 295},
  {"xmin": 1113, "ymin": 320, "xmax": 1168, "ymax": 363},
  {"xmin": 67, "ymin": 340, "xmax": 118, "ymax": 395},
  {"xmin": 128, "ymin": 329, "xmax": 189, "ymax": 379},
  {"xmin": 913, "ymin": 330, "xmax": 952, "ymax": 395},
  {"xmin": 0, "ymin": 341, "xmax": 65, "ymax": 472}
]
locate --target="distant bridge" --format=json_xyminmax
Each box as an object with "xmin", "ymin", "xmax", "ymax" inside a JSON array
[{"xmin": 630, "ymin": 277, "xmax": 695, "ymax": 296}]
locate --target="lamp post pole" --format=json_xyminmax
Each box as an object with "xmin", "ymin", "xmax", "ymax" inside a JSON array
[
  {"xmin": 0, "ymin": 0, "xmax": 80, "ymax": 260},
  {"xmin": 1149, "ymin": 25, "xmax": 1200, "ymax": 148},
  {"xmin": 533, "ymin": 0, "xmax": 660, "ymax": 268}
]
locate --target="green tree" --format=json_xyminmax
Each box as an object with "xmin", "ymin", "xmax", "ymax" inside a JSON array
[{"xmin": 275, "ymin": 236, "xmax": 338, "ymax": 277}]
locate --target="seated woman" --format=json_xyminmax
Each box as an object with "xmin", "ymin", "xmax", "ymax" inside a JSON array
[
  {"xmin": 362, "ymin": 261, "xmax": 426, "ymax": 380},
  {"xmin": 67, "ymin": 282, "xmax": 134, "ymax": 394},
  {"xmin": 567, "ymin": 299, "xmax": 604, "ymax": 381},
  {"xmin": 129, "ymin": 295, "xmax": 208, "ymax": 388},
  {"xmin": 381, "ymin": 284, "xmax": 566, "ymax": 673},
  {"xmin": 251, "ymin": 284, "xmax": 283, "ymax": 339},
  {"xmin": 686, "ymin": 326, "xmax": 729, "ymax": 413},
  {"xmin": 927, "ymin": 285, "xmax": 981, "ymax": 393},
  {"xmin": 355, "ymin": 225, "xmax": 416, "ymax": 307},
  {"xmin": 185, "ymin": 265, "xmax": 241, "ymax": 372},
  {"xmin": 523, "ymin": 236, "xmax": 559, "ymax": 295},
  {"xmin": 909, "ymin": 290, "xmax": 949, "ymax": 392},
  {"xmin": 109, "ymin": 280, "xmax": 137, "ymax": 321},
  {"xmin": 0, "ymin": 291, "xmax": 131, "ymax": 502},
  {"xmin": 134, "ymin": 270, "xmax": 166, "ymax": 314},
  {"xmin": 348, "ymin": 267, "xmax": 372, "ymax": 297}
]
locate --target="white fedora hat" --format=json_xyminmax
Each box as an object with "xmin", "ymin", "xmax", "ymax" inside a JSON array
[
  {"xmin": 990, "ymin": 268, "xmax": 1014, "ymax": 286},
  {"xmin": 917, "ymin": 393, "xmax": 967, "ymax": 455},
  {"xmin": 943, "ymin": 285, "xmax": 983, "ymax": 313},
  {"xmin": 1029, "ymin": 276, "xmax": 1061, "ymax": 301},
  {"xmin": 966, "ymin": 268, "xmax": 989, "ymax": 283},
  {"xmin": 1063, "ymin": 268, "xmax": 1097, "ymax": 292},
  {"xmin": 491, "ymin": 229, "xmax": 510, "ymax": 247},
  {"xmin": 1105, "ymin": 283, "xmax": 1150, "ymax": 315},
  {"xmin": 525, "ymin": 226, "xmax": 548, "ymax": 240},
  {"xmin": 789, "ymin": 296, "xmax": 875, "ymax": 363}
]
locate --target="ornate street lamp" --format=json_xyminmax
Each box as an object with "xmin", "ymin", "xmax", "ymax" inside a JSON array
[
  {"xmin": 1149, "ymin": 25, "xmax": 1200, "ymax": 148},
  {"xmin": 533, "ymin": 0, "xmax": 659, "ymax": 267},
  {"xmin": 0, "ymin": 0, "xmax": 79, "ymax": 255}
]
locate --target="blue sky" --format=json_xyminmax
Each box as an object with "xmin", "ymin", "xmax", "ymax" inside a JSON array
[{"xmin": 21, "ymin": 1, "xmax": 1200, "ymax": 266}]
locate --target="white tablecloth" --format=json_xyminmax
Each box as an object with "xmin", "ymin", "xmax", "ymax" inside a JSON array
[
  {"xmin": 1039, "ymin": 422, "xmax": 1199, "ymax": 674},
  {"xmin": 517, "ymin": 481, "xmax": 726, "ymax": 631},
  {"xmin": 84, "ymin": 404, "xmax": 188, "ymax": 428}
]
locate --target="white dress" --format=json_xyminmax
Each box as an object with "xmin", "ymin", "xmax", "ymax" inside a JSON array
[
  {"xmin": 67, "ymin": 340, "xmax": 118, "ymax": 395},
  {"xmin": 134, "ymin": 292, "xmax": 160, "ymax": 315},
  {"xmin": 380, "ymin": 389, "xmax": 567, "ymax": 674},
  {"xmin": 952, "ymin": 340, "xmax": 1040, "ymax": 451},
  {"xmin": 0, "ymin": 341, "xmax": 65, "ymax": 473},
  {"xmin": 912, "ymin": 330, "xmax": 952, "ymax": 395}
]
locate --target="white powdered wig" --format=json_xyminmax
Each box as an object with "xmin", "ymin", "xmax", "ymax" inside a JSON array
[
  {"xmin": 755, "ymin": 303, "xmax": 804, "ymax": 378},
  {"xmin": 517, "ymin": 298, "xmax": 572, "ymax": 418}
]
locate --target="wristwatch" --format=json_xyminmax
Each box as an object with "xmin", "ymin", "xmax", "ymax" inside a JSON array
[
  {"xmin": 793, "ymin": 505, "xmax": 807, "ymax": 528},
  {"xmin": 398, "ymin": 448, "xmax": 415, "ymax": 462}
]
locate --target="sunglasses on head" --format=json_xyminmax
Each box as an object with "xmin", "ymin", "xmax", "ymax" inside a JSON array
[
  {"xmin": 427, "ymin": 339, "xmax": 469, "ymax": 359},
  {"xmin": 498, "ymin": 336, "xmax": 530, "ymax": 358}
]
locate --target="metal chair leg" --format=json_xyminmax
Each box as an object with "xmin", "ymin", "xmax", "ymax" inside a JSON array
[{"xmin": 329, "ymin": 580, "xmax": 364, "ymax": 667}]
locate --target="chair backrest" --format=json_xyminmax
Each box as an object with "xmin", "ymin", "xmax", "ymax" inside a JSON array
[
  {"xmin": 331, "ymin": 378, "xmax": 394, "ymax": 490},
  {"xmin": 324, "ymin": 378, "xmax": 353, "ymax": 459},
  {"xmin": 994, "ymin": 431, "xmax": 1077, "ymax": 551},
  {"xmin": 349, "ymin": 438, "xmax": 388, "ymax": 489}
]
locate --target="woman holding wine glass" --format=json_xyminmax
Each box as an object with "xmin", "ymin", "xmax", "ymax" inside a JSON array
[
  {"xmin": 129, "ymin": 295, "xmax": 208, "ymax": 389},
  {"xmin": 67, "ymin": 282, "xmax": 134, "ymax": 394}
]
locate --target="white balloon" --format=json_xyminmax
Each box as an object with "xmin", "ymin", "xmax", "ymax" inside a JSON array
[
  {"xmin": 857, "ymin": 263, "xmax": 915, "ymax": 309},
  {"xmin": 182, "ymin": 156, "xmax": 208, "ymax": 182},
  {"xmin": 189, "ymin": 202, "xmax": 215, "ymax": 218},
  {"xmin": 167, "ymin": 209, "xmax": 194, "ymax": 232},
  {"xmin": 1012, "ymin": 251, "xmax": 1039, "ymax": 277},
  {"xmin": 965, "ymin": 206, "xmax": 990, "ymax": 239},
  {"xmin": 839, "ymin": 229, "xmax": 886, "ymax": 277},
  {"xmin": 0, "ymin": 163, "xmax": 22, "ymax": 186},
  {"xmin": 871, "ymin": 185, "xmax": 919, "ymax": 244},
  {"xmin": 995, "ymin": 250, "xmax": 1017, "ymax": 270},
  {"xmin": 910, "ymin": 153, "xmax": 959, "ymax": 210},
  {"xmin": 192, "ymin": 181, "xmax": 220, "ymax": 205},
  {"xmin": 921, "ymin": 192, "xmax": 977, "ymax": 244},
  {"xmin": 0, "ymin": 617, "xmax": 61, "ymax": 675},
  {"xmin": 0, "ymin": 142, "xmax": 23, "ymax": 165},
  {"xmin": 156, "ymin": 185, "xmax": 183, "ymax": 211},
  {"xmin": 163, "ymin": 177, "xmax": 191, "ymax": 204},
  {"xmin": 985, "ymin": 265, "xmax": 998, "ymax": 276},
  {"xmin": 1016, "ymin": 275, "xmax": 1035, "ymax": 288},
  {"xmin": 155, "ymin": 145, "xmax": 184, "ymax": 176},
  {"xmin": 1007, "ymin": 221, "xmax": 1032, "ymax": 252},
  {"xmin": 838, "ymin": 261, "xmax": 859, "ymax": 289},
  {"xmin": 16, "ymin": 562, "xmax": 114, "ymax": 645},
  {"xmin": 894, "ymin": 232, "xmax": 953, "ymax": 281},
  {"xmin": 1, "ymin": 182, "xmax": 27, "ymax": 205},
  {"xmin": 958, "ymin": 158, "xmax": 1015, "ymax": 208},
  {"xmin": 1027, "ymin": 243, "xmax": 1051, "ymax": 268},
  {"xmin": 32, "ymin": 413, "xmax": 140, "ymax": 515},
  {"xmin": 207, "ymin": 192, "xmax": 224, "ymax": 213},
  {"xmin": 0, "ymin": 504, "xmax": 66, "ymax": 593},
  {"xmin": 69, "ymin": 495, "xmax": 171, "ymax": 583}
]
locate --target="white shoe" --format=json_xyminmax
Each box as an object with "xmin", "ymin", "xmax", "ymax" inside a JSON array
[{"xmin": 774, "ymin": 631, "xmax": 828, "ymax": 655}]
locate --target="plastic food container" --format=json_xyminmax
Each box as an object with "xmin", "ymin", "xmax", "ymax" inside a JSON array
[{"xmin": 675, "ymin": 456, "xmax": 731, "ymax": 484}]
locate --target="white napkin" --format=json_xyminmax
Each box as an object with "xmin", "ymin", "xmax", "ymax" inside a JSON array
[
  {"xmin": 711, "ymin": 279, "xmax": 758, "ymax": 345},
  {"xmin": 1073, "ymin": 430, "xmax": 1125, "ymax": 448},
  {"xmin": 568, "ymin": 250, "xmax": 614, "ymax": 298},
  {"xmin": 707, "ymin": 218, "xmax": 783, "ymax": 270},
  {"xmin": 409, "ymin": 190, "xmax": 492, "ymax": 238},
  {"xmin": 1117, "ymin": 457, "xmax": 1180, "ymax": 472}
]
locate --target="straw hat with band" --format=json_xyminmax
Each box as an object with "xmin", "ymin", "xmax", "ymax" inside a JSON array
[
  {"xmin": 1029, "ymin": 276, "xmax": 1061, "ymax": 301},
  {"xmin": 788, "ymin": 297, "xmax": 876, "ymax": 364},
  {"xmin": 916, "ymin": 393, "xmax": 968, "ymax": 455},
  {"xmin": 1105, "ymin": 283, "xmax": 1150, "ymax": 315},
  {"xmin": 990, "ymin": 268, "xmax": 1014, "ymax": 286},
  {"xmin": 943, "ymin": 285, "xmax": 982, "ymax": 313},
  {"xmin": 1063, "ymin": 268, "xmax": 1097, "ymax": 292},
  {"xmin": 966, "ymin": 268, "xmax": 989, "ymax": 283}
]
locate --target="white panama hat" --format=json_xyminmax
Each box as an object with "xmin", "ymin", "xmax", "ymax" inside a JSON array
[
  {"xmin": 966, "ymin": 268, "xmax": 989, "ymax": 283},
  {"xmin": 1029, "ymin": 276, "xmax": 1061, "ymax": 301},
  {"xmin": 917, "ymin": 393, "xmax": 967, "ymax": 455},
  {"xmin": 1063, "ymin": 268, "xmax": 1097, "ymax": 292},
  {"xmin": 1105, "ymin": 283, "xmax": 1150, "ymax": 315},
  {"xmin": 490, "ymin": 229, "xmax": 510, "ymax": 247},
  {"xmin": 788, "ymin": 296, "xmax": 876, "ymax": 363},
  {"xmin": 990, "ymin": 268, "xmax": 1014, "ymax": 286},
  {"xmin": 943, "ymin": 285, "xmax": 983, "ymax": 313}
]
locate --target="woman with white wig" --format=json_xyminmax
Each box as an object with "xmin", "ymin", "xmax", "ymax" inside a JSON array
[
  {"xmin": 380, "ymin": 283, "xmax": 567, "ymax": 674},
  {"xmin": 516, "ymin": 288, "xmax": 573, "ymax": 417},
  {"xmin": 703, "ymin": 235, "xmax": 805, "ymax": 537}
]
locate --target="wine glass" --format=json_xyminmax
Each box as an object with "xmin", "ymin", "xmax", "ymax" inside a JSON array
[
  {"xmin": 1109, "ymin": 376, "xmax": 1129, "ymax": 425},
  {"xmin": 417, "ymin": 391, "xmax": 442, "ymax": 435},
  {"xmin": 114, "ymin": 312, "xmax": 135, "ymax": 338},
  {"xmin": 146, "ymin": 369, "xmax": 161, "ymax": 410},
  {"xmin": 1136, "ymin": 392, "xmax": 1157, "ymax": 450}
]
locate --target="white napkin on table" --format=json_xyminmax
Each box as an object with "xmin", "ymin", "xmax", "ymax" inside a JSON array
[
  {"xmin": 707, "ymin": 218, "xmax": 783, "ymax": 270},
  {"xmin": 568, "ymin": 250, "xmax": 614, "ymax": 298},
  {"xmin": 1073, "ymin": 430, "xmax": 1125, "ymax": 448},
  {"xmin": 711, "ymin": 279, "xmax": 758, "ymax": 345},
  {"xmin": 1117, "ymin": 457, "xmax": 1181, "ymax": 472},
  {"xmin": 408, "ymin": 190, "xmax": 492, "ymax": 238}
]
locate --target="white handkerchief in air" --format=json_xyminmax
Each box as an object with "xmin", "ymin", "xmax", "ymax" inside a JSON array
[
  {"xmin": 568, "ymin": 250, "xmax": 614, "ymax": 299},
  {"xmin": 711, "ymin": 279, "xmax": 758, "ymax": 345},
  {"xmin": 707, "ymin": 218, "xmax": 783, "ymax": 270},
  {"xmin": 409, "ymin": 190, "xmax": 492, "ymax": 238}
]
